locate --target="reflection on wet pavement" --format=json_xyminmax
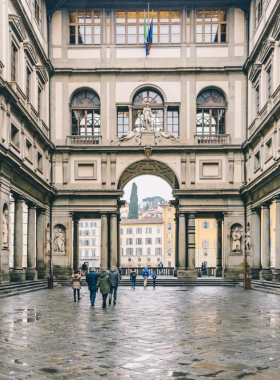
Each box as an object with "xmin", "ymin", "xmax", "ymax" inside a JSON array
[{"xmin": 0, "ymin": 286, "xmax": 280, "ymax": 379}]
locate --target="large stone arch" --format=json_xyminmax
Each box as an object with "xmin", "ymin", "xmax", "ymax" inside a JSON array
[{"xmin": 117, "ymin": 159, "xmax": 180, "ymax": 190}]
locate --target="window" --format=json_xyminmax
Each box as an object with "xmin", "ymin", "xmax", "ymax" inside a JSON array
[
  {"xmin": 166, "ymin": 233, "xmax": 173, "ymax": 238},
  {"xmin": 167, "ymin": 241, "xmax": 173, "ymax": 250},
  {"xmin": 138, "ymin": 258, "xmax": 141, "ymax": 262},
  {"xmin": 126, "ymin": 238, "xmax": 133, "ymax": 245},
  {"xmin": 84, "ymin": 250, "xmax": 89, "ymax": 257},
  {"xmin": 85, "ymin": 222, "xmax": 88, "ymax": 227},
  {"xmin": 136, "ymin": 228, "xmax": 142, "ymax": 234},
  {"xmin": 79, "ymin": 249, "xmax": 82, "ymax": 256},
  {"xmin": 69, "ymin": 11, "xmax": 101, "ymax": 45},
  {"xmin": 214, "ymin": 240, "xmax": 216, "ymax": 248},
  {"xmin": 91, "ymin": 239, "xmax": 96, "ymax": 246},
  {"xmin": 92, "ymin": 249, "xmax": 96, "ymax": 257},
  {"xmin": 270, "ymin": 218, "xmax": 273, "ymax": 227},
  {"xmin": 157, "ymin": 258, "xmax": 160, "ymax": 262},
  {"xmin": 117, "ymin": 110, "xmax": 129, "ymax": 137},
  {"xmin": 126, "ymin": 248, "xmax": 133, "ymax": 255},
  {"xmin": 202, "ymin": 240, "xmax": 209, "ymax": 249},
  {"xmin": 146, "ymin": 227, "xmax": 152, "ymax": 234},
  {"xmin": 120, "ymin": 228, "xmax": 123, "ymax": 235},
  {"xmin": 91, "ymin": 230, "xmax": 96, "ymax": 236},
  {"xmin": 254, "ymin": 151, "xmax": 260, "ymax": 171},
  {"xmin": 196, "ymin": 89, "xmax": 226, "ymax": 135},
  {"xmin": 128, "ymin": 258, "xmax": 132, "ymax": 262},
  {"xmin": 168, "ymin": 208, "xmax": 171, "ymax": 211},
  {"xmin": 145, "ymin": 238, "xmax": 152, "ymax": 245},
  {"xmin": 157, "ymin": 226, "xmax": 161, "ymax": 233},
  {"xmin": 84, "ymin": 240, "xmax": 90, "ymax": 246},
  {"xmin": 167, "ymin": 223, "xmax": 173, "ymax": 230},
  {"xmin": 267, "ymin": 66, "xmax": 272, "ymax": 100},
  {"xmin": 11, "ymin": 43, "xmax": 17, "ymax": 82},
  {"xmin": 136, "ymin": 238, "xmax": 142, "ymax": 245},
  {"xmin": 121, "ymin": 248, "xmax": 124, "ymax": 256},
  {"xmin": 202, "ymin": 221, "xmax": 209, "ymax": 229},
  {"xmin": 38, "ymin": 87, "xmax": 41, "ymax": 117},
  {"xmin": 79, "ymin": 240, "xmax": 83, "ymax": 246},
  {"xmin": 204, "ymin": 252, "xmax": 208, "ymax": 256},
  {"xmin": 196, "ymin": 10, "xmax": 227, "ymax": 43},
  {"xmin": 37, "ymin": 151, "xmax": 43, "ymax": 172},
  {"xmin": 168, "ymin": 252, "xmax": 171, "ymax": 256},
  {"xmin": 90, "ymin": 222, "xmax": 97, "ymax": 227},
  {"xmin": 156, "ymin": 238, "xmax": 162, "ymax": 244},
  {"xmin": 214, "ymin": 221, "xmax": 217, "ymax": 228},
  {"xmin": 84, "ymin": 230, "xmax": 90, "ymax": 236},
  {"xmin": 265, "ymin": 138, "xmax": 273, "ymax": 161},
  {"xmin": 155, "ymin": 248, "xmax": 162, "ymax": 255},
  {"xmin": 106, "ymin": 10, "xmax": 111, "ymax": 44},
  {"xmin": 79, "ymin": 230, "xmax": 83, "ymax": 236},
  {"xmin": 79, "ymin": 222, "xmax": 83, "ymax": 227},
  {"xmin": 26, "ymin": 67, "xmax": 31, "ymax": 102},
  {"xmin": 71, "ymin": 90, "xmax": 100, "ymax": 136},
  {"xmin": 133, "ymin": 89, "xmax": 164, "ymax": 133},
  {"xmin": 147, "ymin": 258, "xmax": 151, "ymax": 262},
  {"xmin": 11, "ymin": 124, "xmax": 20, "ymax": 149},
  {"xmin": 136, "ymin": 248, "xmax": 143, "ymax": 255},
  {"xmin": 159, "ymin": 11, "xmax": 181, "ymax": 44},
  {"xmin": 168, "ymin": 215, "xmax": 172, "ymax": 219},
  {"xmin": 26, "ymin": 139, "xmax": 32, "ymax": 161},
  {"xmin": 186, "ymin": 10, "xmax": 191, "ymax": 43},
  {"xmin": 255, "ymin": 85, "xmax": 260, "ymax": 115},
  {"xmin": 147, "ymin": 247, "xmax": 151, "ymax": 255},
  {"xmin": 127, "ymin": 228, "xmax": 133, "ymax": 234},
  {"xmin": 255, "ymin": 0, "xmax": 263, "ymax": 25},
  {"xmin": 167, "ymin": 109, "xmax": 179, "ymax": 136},
  {"xmin": 34, "ymin": 0, "xmax": 41, "ymax": 26}
]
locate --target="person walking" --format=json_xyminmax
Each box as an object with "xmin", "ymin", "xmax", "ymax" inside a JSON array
[
  {"xmin": 71, "ymin": 270, "xmax": 82, "ymax": 302},
  {"xmin": 108, "ymin": 266, "xmax": 121, "ymax": 305},
  {"xmin": 82, "ymin": 262, "xmax": 88, "ymax": 276},
  {"xmin": 142, "ymin": 266, "xmax": 150, "ymax": 288},
  {"xmin": 97, "ymin": 269, "xmax": 112, "ymax": 308},
  {"xmin": 158, "ymin": 261, "xmax": 163, "ymax": 275},
  {"xmin": 152, "ymin": 271, "xmax": 157, "ymax": 288},
  {"xmin": 130, "ymin": 269, "xmax": 137, "ymax": 289},
  {"xmin": 86, "ymin": 268, "xmax": 99, "ymax": 306}
]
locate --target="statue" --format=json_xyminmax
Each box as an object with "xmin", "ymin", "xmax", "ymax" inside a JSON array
[
  {"xmin": 232, "ymin": 227, "xmax": 241, "ymax": 251},
  {"xmin": 54, "ymin": 229, "xmax": 65, "ymax": 253},
  {"xmin": 142, "ymin": 102, "xmax": 153, "ymax": 131},
  {"xmin": 245, "ymin": 225, "xmax": 250, "ymax": 253},
  {"xmin": 155, "ymin": 129, "xmax": 180, "ymax": 144},
  {"xmin": 116, "ymin": 129, "xmax": 141, "ymax": 145},
  {"xmin": 2, "ymin": 210, "xmax": 8, "ymax": 247}
]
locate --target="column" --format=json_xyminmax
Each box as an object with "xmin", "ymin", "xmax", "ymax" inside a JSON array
[
  {"xmin": 36, "ymin": 208, "xmax": 47, "ymax": 279},
  {"xmin": 260, "ymin": 202, "xmax": 272, "ymax": 281},
  {"xmin": 117, "ymin": 214, "xmax": 121, "ymax": 268},
  {"xmin": 129, "ymin": 105, "xmax": 133, "ymax": 131},
  {"xmin": 187, "ymin": 212, "xmax": 197, "ymax": 278},
  {"xmin": 182, "ymin": 7, "xmax": 186, "ymax": 44},
  {"xmin": 26, "ymin": 202, "xmax": 38, "ymax": 280},
  {"xmin": 163, "ymin": 105, "xmax": 168, "ymax": 131},
  {"xmin": 177, "ymin": 213, "xmax": 186, "ymax": 277},
  {"xmin": 174, "ymin": 215, "xmax": 179, "ymax": 269},
  {"xmin": 11, "ymin": 195, "xmax": 26, "ymax": 282},
  {"xmin": 251, "ymin": 208, "xmax": 261, "ymax": 279},
  {"xmin": 101, "ymin": 213, "xmax": 108, "ymax": 269},
  {"xmin": 215, "ymin": 216, "xmax": 223, "ymax": 277},
  {"xmin": 110, "ymin": 213, "xmax": 118, "ymax": 268},
  {"xmin": 73, "ymin": 219, "xmax": 79, "ymax": 271},
  {"xmin": 273, "ymin": 197, "xmax": 280, "ymax": 282}
]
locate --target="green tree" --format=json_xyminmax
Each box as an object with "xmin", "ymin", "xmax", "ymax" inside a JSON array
[
  {"xmin": 144, "ymin": 203, "xmax": 149, "ymax": 211},
  {"xmin": 128, "ymin": 182, "xmax": 139, "ymax": 219}
]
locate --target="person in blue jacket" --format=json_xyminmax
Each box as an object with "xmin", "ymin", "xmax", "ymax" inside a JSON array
[
  {"xmin": 152, "ymin": 272, "xmax": 157, "ymax": 288},
  {"xmin": 86, "ymin": 268, "xmax": 99, "ymax": 306},
  {"xmin": 142, "ymin": 267, "xmax": 150, "ymax": 288}
]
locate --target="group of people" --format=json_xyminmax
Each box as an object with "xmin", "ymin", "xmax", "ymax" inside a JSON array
[
  {"xmin": 201, "ymin": 261, "xmax": 208, "ymax": 276},
  {"xmin": 130, "ymin": 267, "xmax": 158, "ymax": 288},
  {"xmin": 71, "ymin": 266, "xmax": 121, "ymax": 308}
]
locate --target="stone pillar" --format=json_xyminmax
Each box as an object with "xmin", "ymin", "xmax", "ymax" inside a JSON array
[
  {"xmin": 129, "ymin": 105, "xmax": 133, "ymax": 131},
  {"xmin": 110, "ymin": 213, "xmax": 118, "ymax": 268},
  {"xmin": 117, "ymin": 214, "xmax": 121, "ymax": 268},
  {"xmin": 11, "ymin": 195, "xmax": 26, "ymax": 282},
  {"xmin": 174, "ymin": 215, "xmax": 179, "ymax": 269},
  {"xmin": 73, "ymin": 219, "xmax": 79, "ymax": 271},
  {"xmin": 36, "ymin": 208, "xmax": 47, "ymax": 279},
  {"xmin": 251, "ymin": 208, "xmax": 261, "ymax": 279},
  {"xmin": 101, "ymin": 213, "xmax": 108, "ymax": 269},
  {"xmin": 215, "ymin": 216, "xmax": 223, "ymax": 277},
  {"xmin": 163, "ymin": 105, "xmax": 168, "ymax": 131},
  {"xmin": 260, "ymin": 202, "xmax": 272, "ymax": 281},
  {"xmin": 273, "ymin": 197, "xmax": 280, "ymax": 282},
  {"xmin": 187, "ymin": 212, "xmax": 197, "ymax": 278},
  {"xmin": 177, "ymin": 213, "xmax": 186, "ymax": 278},
  {"xmin": 26, "ymin": 203, "xmax": 38, "ymax": 280}
]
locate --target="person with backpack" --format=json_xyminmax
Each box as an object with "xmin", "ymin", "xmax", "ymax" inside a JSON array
[
  {"xmin": 142, "ymin": 267, "xmax": 150, "ymax": 288},
  {"xmin": 71, "ymin": 270, "xmax": 82, "ymax": 302},
  {"xmin": 130, "ymin": 269, "xmax": 137, "ymax": 289},
  {"xmin": 97, "ymin": 269, "xmax": 112, "ymax": 309},
  {"xmin": 152, "ymin": 271, "xmax": 157, "ymax": 288},
  {"xmin": 108, "ymin": 266, "xmax": 121, "ymax": 305},
  {"xmin": 86, "ymin": 268, "xmax": 99, "ymax": 306}
]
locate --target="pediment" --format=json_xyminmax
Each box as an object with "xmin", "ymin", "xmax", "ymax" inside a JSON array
[
  {"xmin": 259, "ymin": 39, "xmax": 275, "ymax": 63},
  {"xmin": 8, "ymin": 14, "xmax": 26, "ymax": 42},
  {"xmin": 272, "ymin": 15, "xmax": 280, "ymax": 41},
  {"xmin": 249, "ymin": 63, "xmax": 262, "ymax": 83},
  {"xmin": 23, "ymin": 41, "xmax": 38, "ymax": 65},
  {"xmin": 36, "ymin": 65, "xmax": 48, "ymax": 84}
]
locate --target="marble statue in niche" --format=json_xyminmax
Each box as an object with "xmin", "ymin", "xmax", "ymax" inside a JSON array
[
  {"xmin": 54, "ymin": 228, "xmax": 65, "ymax": 253},
  {"xmin": 142, "ymin": 102, "xmax": 152, "ymax": 131},
  {"xmin": 2, "ymin": 209, "xmax": 8, "ymax": 247},
  {"xmin": 232, "ymin": 227, "xmax": 241, "ymax": 252}
]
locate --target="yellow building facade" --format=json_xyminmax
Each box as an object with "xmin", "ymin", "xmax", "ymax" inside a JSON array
[{"xmin": 161, "ymin": 204, "xmax": 176, "ymax": 267}]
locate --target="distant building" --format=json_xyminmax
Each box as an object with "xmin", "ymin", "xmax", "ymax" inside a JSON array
[
  {"xmin": 161, "ymin": 204, "xmax": 175, "ymax": 267},
  {"xmin": 78, "ymin": 220, "xmax": 101, "ymax": 269}
]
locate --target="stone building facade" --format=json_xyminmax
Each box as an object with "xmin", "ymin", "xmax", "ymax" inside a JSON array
[{"xmin": 1, "ymin": 0, "xmax": 280, "ymax": 283}]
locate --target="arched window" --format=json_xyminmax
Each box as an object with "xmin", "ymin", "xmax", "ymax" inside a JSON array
[
  {"xmin": 196, "ymin": 89, "xmax": 226, "ymax": 135},
  {"xmin": 133, "ymin": 89, "xmax": 164, "ymax": 133},
  {"xmin": 71, "ymin": 90, "xmax": 100, "ymax": 136}
]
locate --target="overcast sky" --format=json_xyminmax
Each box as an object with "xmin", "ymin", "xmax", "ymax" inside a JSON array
[{"xmin": 122, "ymin": 175, "xmax": 173, "ymax": 203}]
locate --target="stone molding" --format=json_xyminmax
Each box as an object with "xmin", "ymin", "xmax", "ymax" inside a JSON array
[
  {"xmin": 8, "ymin": 14, "xmax": 26, "ymax": 42},
  {"xmin": 23, "ymin": 41, "xmax": 38, "ymax": 66}
]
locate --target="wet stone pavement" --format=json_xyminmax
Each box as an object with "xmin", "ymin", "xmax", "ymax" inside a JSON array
[{"xmin": 0, "ymin": 286, "xmax": 280, "ymax": 380}]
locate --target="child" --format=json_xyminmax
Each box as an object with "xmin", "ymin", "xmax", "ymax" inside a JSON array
[
  {"xmin": 152, "ymin": 272, "xmax": 157, "ymax": 288},
  {"xmin": 130, "ymin": 269, "xmax": 137, "ymax": 289}
]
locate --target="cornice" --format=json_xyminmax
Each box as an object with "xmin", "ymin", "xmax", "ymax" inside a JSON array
[
  {"xmin": 53, "ymin": 66, "xmax": 244, "ymax": 76},
  {"xmin": 23, "ymin": 40, "xmax": 38, "ymax": 66},
  {"xmin": 272, "ymin": 14, "xmax": 280, "ymax": 40}
]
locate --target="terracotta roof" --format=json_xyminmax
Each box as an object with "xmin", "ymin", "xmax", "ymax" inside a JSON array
[{"xmin": 120, "ymin": 217, "xmax": 163, "ymax": 225}]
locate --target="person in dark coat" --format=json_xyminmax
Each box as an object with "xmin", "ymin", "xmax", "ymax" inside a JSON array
[
  {"xmin": 130, "ymin": 269, "xmax": 137, "ymax": 289},
  {"xmin": 158, "ymin": 261, "xmax": 163, "ymax": 275},
  {"xmin": 86, "ymin": 268, "xmax": 99, "ymax": 306},
  {"xmin": 97, "ymin": 269, "xmax": 112, "ymax": 308},
  {"xmin": 108, "ymin": 266, "xmax": 121, "ymax": 305},
  {"xmin": 82, "ymin": 262, "xmax": 88, "ymax": 276}
]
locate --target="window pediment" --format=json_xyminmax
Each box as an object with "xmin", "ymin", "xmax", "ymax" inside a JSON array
[
  {"xmin": 36, "ymin": 65, "xmax": 48, "ymax": 84},
  {"xmin": 272, "ymin": 15, "xmax": 280, "ymax": 41},
  {"xmin": 249, "ymin": 63, "xmax": 262, "ymax": 83},
  {"xmin": 9, "ymin": 14, "xmax": 26, "ymax": 42},
  {"xmin": 259, "ymin": 39, "xmax": 275, "ymax": 64},
  {"xmin": 23, "ymin": 41, "xmax": 38, "ymax": 65}
]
